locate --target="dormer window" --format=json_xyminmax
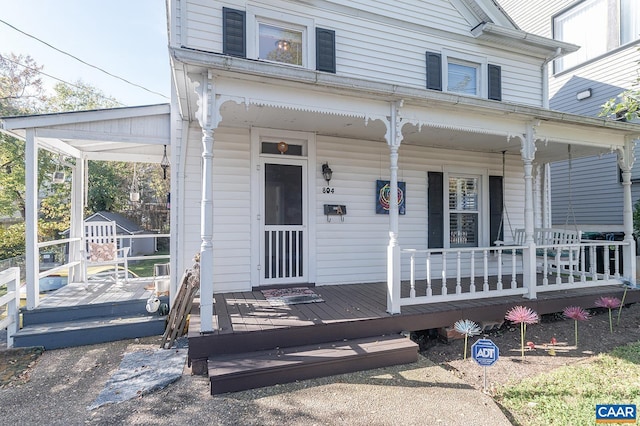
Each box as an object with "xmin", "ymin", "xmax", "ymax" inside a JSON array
[{"xmin": 258, "ymin": 23, "xmax": 304, "ymax": 66}]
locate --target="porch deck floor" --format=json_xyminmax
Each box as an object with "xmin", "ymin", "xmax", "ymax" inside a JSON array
[
  {"xmin": 198, "ymin": 276, "xmax": 639, "ymax": 337},
  {"xmin": 35, "ymin": 278, "xmax": 156, "ymax": 309}
]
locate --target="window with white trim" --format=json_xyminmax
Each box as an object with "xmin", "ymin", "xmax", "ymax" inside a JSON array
[
  {"xmin": 447, "ymin": 175, "xmax": 480, "ymax": 247},
  {"xmin": 258, "ymin": 22, "xmax": 304, "ymax": 66},
  {"xmin": 447, "ymin": 60, "xmax": 480, "ymax": 96},
  {"xmin": 554, "ymin": 0, "xmax": 640, "ymax": 73}
]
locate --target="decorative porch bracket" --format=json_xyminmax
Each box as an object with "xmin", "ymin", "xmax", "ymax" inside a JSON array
[
  {"xmin": 386, "ymin": 100, "xmax": 403, "ymax": 314},
  {"xmin": 193, "ymin": 71, "xmax": 222, "ymax": 333},
  {"xmin": 617, "ymin": 137, "xmax": 638, "ymax": 284}
]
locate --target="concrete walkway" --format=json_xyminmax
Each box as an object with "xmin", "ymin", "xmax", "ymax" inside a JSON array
[{"xmin": 0, "ymin": 336, "xmax": 512, "ymax": 426}]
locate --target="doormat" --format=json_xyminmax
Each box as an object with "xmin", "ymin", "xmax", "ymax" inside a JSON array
[{"xmin": 261, "ymin": 287, "xmax": 324, "ymax": 306}]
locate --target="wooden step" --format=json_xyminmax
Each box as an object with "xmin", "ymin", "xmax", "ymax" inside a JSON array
[
  {"xmin": 13, "ymin": 314, "xmax": 166, "ymax": 350},
  {"xmin": 208, "ymin": 334, "xmax": 418, "ymax": 395},
  {"xmin": 22, "ymin": 296, "xmax": 169, "ymax": 326}
]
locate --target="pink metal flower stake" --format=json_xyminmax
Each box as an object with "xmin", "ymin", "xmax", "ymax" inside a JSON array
[
  {"xmin": 595, "ymin": 296, "xmax": 621, "ymax": 333},
  {"xmin": 562, "ymin": 306, "xmax": 590, "ymax": 347},
  {"xmin": 505, "ymin": 305, "xmax": 539, "ymax": 358}
]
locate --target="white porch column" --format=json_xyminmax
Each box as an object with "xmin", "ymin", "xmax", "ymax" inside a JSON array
[
  {"xmin": 194, "ymin": 71, "xmax": 219, "ymax": 333},
  {"xmin": 386, "ymin": 101, "xmax": 403, "ymax": 314},
  {"xmin": 25, "ymin": 128, "xmax": 39, "ymax": 309},
  {"xmin": 519, "ymin": 126, "xmax": 538, "ymax": 299},
  {"xmin": 200, "ymin": 127, "xmax": 214, "ymax": 331},
  {"xmin": 618, "ymin": 138, "xmax": 637, "ymax": 283},
  {"xmin": 69, "ymin": 156, "xmax": 85, "ymax": 282}
]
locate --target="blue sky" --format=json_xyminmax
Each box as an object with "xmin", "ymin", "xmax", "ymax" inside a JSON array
[{"xmin": 1, "ymin": 0, "xmax": 170, "ymax": 107}]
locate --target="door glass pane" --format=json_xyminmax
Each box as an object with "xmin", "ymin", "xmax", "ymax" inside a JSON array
[
  {"xmin": 265, "ymin": 164, "xmax": 302, "ymax": 225},
  {"xmin": 449, "ymin": 176, "xmax": 479, "ymax": 247},
  {"xmin": 450, "ymin": 213, "xmax": 478, "ymax": 247},
  {"xmin": 449, "ymin": 177, "xmax": 478, "ymax": 210}
]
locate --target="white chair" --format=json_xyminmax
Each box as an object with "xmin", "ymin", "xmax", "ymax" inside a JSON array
[{"xmin": 82, "ymin": 221, "xmax": 130, "ymax": 284}]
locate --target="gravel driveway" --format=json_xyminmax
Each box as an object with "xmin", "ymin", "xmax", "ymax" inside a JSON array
[{"xmin": 0, "ymin": 336, "xmax": 511, "ymax": 425}]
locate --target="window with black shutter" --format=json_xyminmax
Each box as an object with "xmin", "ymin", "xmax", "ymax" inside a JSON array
[
  {"xmin": 488, "ymin": 64, "xmax": 502, "ymax": 101},
  {"xmin": 316, "ymin": 28, "xmax": 336, "ymax": 73},
  {"xmin": 223, "ymin": 8, "xmax": 246, "ymax": 58},
  {"xmin": 425, "ymin": 52, "xmax": 442, "ymax": 91}
]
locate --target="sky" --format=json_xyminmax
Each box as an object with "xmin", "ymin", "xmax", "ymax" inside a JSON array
[{"xmin": 1, "ymin": 0, "xmax": 170, "ymax": 107}]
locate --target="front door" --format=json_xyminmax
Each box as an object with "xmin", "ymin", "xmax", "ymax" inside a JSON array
[{"xmin": 260, "ymin": 158, "xmax": 308, "ymax": 285}]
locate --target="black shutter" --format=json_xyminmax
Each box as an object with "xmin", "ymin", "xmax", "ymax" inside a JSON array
[
  {"xmin": 488, "ymin": 64, "xmax": 502, "ymax": 101},
  {"xmin": 489, "ymin": 175, "xmax": 504, "ymax": 246},
  {"xmin": 428, "ymin": 172, "xmax": 444, "ymax": 248},
  {"xmin": 425, "ymin": 52, "xmax": 442, "ymax": 91},
  {"xmin": 316, "ymin": 28, "xmax": 336, "ymax": 73},
  {"xmin": 223, "ymin": 7, "xmax": 246, "ymax": 58}
]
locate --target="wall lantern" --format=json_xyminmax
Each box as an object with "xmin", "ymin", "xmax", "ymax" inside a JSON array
[
  {"xmin": 322, "ymin": 162, "xmax": 333, "ymax": 185},
  {"xmin": 160, "ymin": 145, "xmax": 170, "ymax": 180},
  {"xmin": 576, "ymin": 88, "xmax": 592, "ymax": 101}
]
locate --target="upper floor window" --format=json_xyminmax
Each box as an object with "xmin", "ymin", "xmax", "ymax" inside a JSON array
[
  {"xmin": 447, "ymin": 60, "xmax": 480, "ymax": 96},
  {"xmin": 258, "ymin": 23, "xmax": 304, "ymax": 66},
  {"xmin": 553, "ymin": 0, "xmax": 640, "ymax": 73}
]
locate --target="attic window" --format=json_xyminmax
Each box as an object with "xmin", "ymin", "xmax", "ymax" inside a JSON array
[{"xmin": 258, "ymin": 23, "xmax": 304, "ymax": 66}]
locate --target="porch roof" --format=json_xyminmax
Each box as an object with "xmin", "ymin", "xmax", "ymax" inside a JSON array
[
  {"xmin": 0, "ymin": 104, "xmax": 171, "ymax": 162},
  {"xmin": 172, "ymin": 48, "xmax": 640, "ymax": 163}
]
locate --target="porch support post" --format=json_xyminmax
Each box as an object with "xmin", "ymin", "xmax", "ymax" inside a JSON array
[
  {"xmin": 69, "ymin": 155, "xmax": 85, "ymax": 282},
  {"xmin": 520, "ymin": 126, "xmax": 538, "ymax": 299},
  {"xmin": 195, "ymin": 71, "xmax": 220, "ymax": 333},
  {"xmin": 618, "ymin": 137, "xmax": 637, "ymax": 283},
  {"xmin": 386, "ymin": 101, "xmax": 403, "ymax": 314},
  {"xmin": 25, "ymin": 128, "xmax": 39, "ymax": 309}
]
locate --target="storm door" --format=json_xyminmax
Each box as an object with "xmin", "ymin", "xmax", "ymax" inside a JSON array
[{"xmin": 260, "ymin": 158, "xmax": 307, "ymax": 285}]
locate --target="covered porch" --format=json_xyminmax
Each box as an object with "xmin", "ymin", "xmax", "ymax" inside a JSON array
[
  {"xmin": 175, "ymin": 52, "xmax": 640, "ymax": 337},
  {"xmin": 0, "ymin": 104, "xmax": 173, "ymax": 348}
]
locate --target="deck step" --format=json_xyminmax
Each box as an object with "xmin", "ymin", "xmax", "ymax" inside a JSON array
[
  {"xmin": 207, "ymin": 334, "xmax": 418, "ymax": 395},
  {"xmin": 13, "ymin": 314, "xmax": 166, "ymax": 350},
  {"xmin": 22, "ymin": 296, "xmax": 169, "ymax": 326}
]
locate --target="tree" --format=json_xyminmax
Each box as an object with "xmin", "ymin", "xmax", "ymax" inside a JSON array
[{"xmin": 600, "ymin": 50, "xmax": 640, "ymax": 121}]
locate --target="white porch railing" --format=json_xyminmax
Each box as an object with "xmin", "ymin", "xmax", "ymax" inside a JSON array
[
  {"xmin": 400, "ymin": 240, "xmax": 629, "ymax": 307},
  {"xmin": 0, "ymin": 267, "xmax": 20, "ymax": 348}
]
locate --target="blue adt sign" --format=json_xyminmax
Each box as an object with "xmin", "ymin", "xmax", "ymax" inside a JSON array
[
  {"xmin": 471, "ymin": 338, "xmax": 499, "ymax": 366},
  {"xmin": 596, "ymin": 404, "xmax": 636, "ymax": 424}
]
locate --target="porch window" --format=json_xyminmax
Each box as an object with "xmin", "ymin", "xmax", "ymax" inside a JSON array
[
  {"xmin": 258, "ymin": 23, "xmax": 304, "ymax": 66},
  {"xmin": 448, "ymin": 176, "xmax": 479, "ymax": 247},
  {"xmin": 447, "ymin": 60, "xmax": 479, "ymax": 96},
  {"xmin": 554, "ymin": 0, "xmax": 640, "ymax": 73}
]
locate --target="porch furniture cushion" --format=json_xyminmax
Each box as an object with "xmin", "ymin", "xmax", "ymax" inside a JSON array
[{"xmin": 89, "ymin": 242, "xmax": 117, "ymax": 262}]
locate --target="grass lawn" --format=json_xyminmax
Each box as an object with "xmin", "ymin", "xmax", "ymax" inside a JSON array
[
  {"xmin": 127, "ymin": 252, "xmax": 169, "ymax": 277},
  {"xmin": 496, "ymin": 341, "xmax": 640, "ymax": 425}
]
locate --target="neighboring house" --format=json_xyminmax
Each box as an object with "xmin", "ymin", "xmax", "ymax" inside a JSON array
[
  {"xmin": 166, "ymin": 0, "xmax": 640, "ymax": 332},
  {"xmin": 498, "ymin": 0, "xmax": 640, "ymax": 234}
]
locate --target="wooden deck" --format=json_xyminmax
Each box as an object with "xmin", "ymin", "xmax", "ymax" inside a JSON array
[{"xmin": 188, "ymin": 277, "xmax": 640, "ymax": 373}]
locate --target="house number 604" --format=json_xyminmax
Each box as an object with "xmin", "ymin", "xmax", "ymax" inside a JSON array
[{"xmin": 322, "ymin": 187, "xmax": 334, "ymax": 194}]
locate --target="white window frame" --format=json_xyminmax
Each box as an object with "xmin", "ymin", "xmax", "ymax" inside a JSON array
[
  {"xmin": 442, "ymin": 49, "xmax": 487, "ymax": 98},
  {"xmin": 443, "ymin": 167, "xmax": 489, "ymax": 248},
  {"xmin": 553, "ymin": 0, "xmax": 640, "ymax": 73},
  {"xmin": 246, "ymin": 7, "xmax": 315, "ymax": 69}
]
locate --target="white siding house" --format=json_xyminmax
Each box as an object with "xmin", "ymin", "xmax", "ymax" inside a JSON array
[{"xmin": 167, "ymin": 0, "xmax": 640, "ymax": 332}]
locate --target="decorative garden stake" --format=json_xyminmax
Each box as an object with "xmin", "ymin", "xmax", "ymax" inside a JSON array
[
  {"xmin": 505, "ymin": 305, "xmax": 539, "ymax": 358},
  {"xmin": 595, "ymin": 296, "xmax": 622, "ymax": 333},
  {"xmin": 454, "ymin": 319, "xmax": 482, "ymax": 360},
  {"xmin": 563, "ymin": 306, "xmax": 590, "ymax": 347}
]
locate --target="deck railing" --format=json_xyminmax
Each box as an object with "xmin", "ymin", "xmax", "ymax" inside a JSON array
[
  {"xmin": 0, "ymin": 267, "xmax": 20, "ymax": 348},
  {"xmin": 400, "ymin": 240, "xmax": 629, "ymax": 307}
]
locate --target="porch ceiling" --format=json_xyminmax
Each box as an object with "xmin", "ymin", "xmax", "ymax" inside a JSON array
[{"xmin": 0, "ymin": 104, "xmax": 171, "ymax": 163}]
